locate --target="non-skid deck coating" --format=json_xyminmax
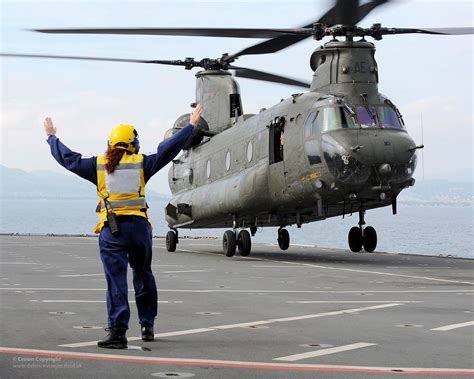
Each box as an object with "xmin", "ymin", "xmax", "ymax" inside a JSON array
[{"xmin": 0, "ymin": 235, "xmax": 473, "ymax": 378}]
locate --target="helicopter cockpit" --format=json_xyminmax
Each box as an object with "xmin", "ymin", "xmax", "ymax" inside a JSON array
[
  {"xmin": 304, "ymin": 96, "xmax": 414, "ymax": 187},
  {"xmin": 305, "ymin": 100, "xmax": 404, "ymax": 134}
]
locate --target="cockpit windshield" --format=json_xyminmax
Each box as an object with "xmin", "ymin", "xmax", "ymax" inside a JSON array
[
  {"xmin": 321, "ymin": 107, "xmax": 358, "ymax": 131},
  {"xmin": 377, "ymin": 106, "xmax": 404, "ymax": 129},
  {"xmin": 317, "ymin": 104, "xmax": 404, "ymax": 132}
]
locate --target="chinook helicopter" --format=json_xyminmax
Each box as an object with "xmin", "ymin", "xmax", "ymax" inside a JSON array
[{"xmin": 2, "ymin": 0, "xmax": 473, "ymax": 257}]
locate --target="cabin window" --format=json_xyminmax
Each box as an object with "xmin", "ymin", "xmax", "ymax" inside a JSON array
[
  {"xmin": 184, "ymin": 168, "xmax": 193, "ymax": 185},
  {"xmin": 269, "ymin": 118, "xmax": 285, "ymax": 164},
  {"xmin": 247, "ymin": 141, "xmax": 253, "ymax": 162},
  {"xmin": 206, "ymin": 160, "xmax": 211, "ymax": 179},
  {"xmin": 225, "ymin": 151, "xmax": 231, "ymax": 171}
]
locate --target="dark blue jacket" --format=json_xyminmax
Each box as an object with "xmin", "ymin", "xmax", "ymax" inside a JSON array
[{"xmin": 47, "ymin": 124, "xmax": 194, "ymax": 185}]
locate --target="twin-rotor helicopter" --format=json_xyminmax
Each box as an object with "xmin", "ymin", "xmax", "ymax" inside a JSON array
[{"xmin": 3, "ymin": 0, "xmax": 473, "ymax": 257}]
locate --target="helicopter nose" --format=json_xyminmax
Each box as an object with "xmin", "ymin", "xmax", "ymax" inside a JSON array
[{"xmin": 378, "ymin": 163, "xmax": 392, "ymax": 176}]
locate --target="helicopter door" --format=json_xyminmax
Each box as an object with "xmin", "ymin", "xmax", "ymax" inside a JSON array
[{"xmin": 268, "ymin": 117, "xmax": 288, "ymax": 200}]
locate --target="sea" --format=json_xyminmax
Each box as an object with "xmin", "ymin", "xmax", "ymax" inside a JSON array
[{"xmin": 1, "ymin": 199, "xmax": 472, "ymax": 259}]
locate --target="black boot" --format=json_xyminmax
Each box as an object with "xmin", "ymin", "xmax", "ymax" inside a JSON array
[
  {"xmin": 97, "ymin": 327, "xmax": 127, "ymax": 349},
  {"xmin": 141, "ymin": 324, "xmax": 154, "ymax": 342}
]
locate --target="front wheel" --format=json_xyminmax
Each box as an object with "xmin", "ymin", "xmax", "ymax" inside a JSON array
[
  {"xmin": 277, "ymin": 228, "xmax": 290, "ymax": 250},
  {"xmin": 348, "ymin": 226, "xmax": 362, "ymax": 252},
  {"xmin": 363, "ymin": 226, "xmax": 377, "ymax": 253},
  {"xmin": 166, "ymin": 230, "xmax": 178, "ymax": 252},
  {"xmin": 237, "ymin": 230, "xmax": 252, "ymax": 256},
  {"xmin": 223, "ymin": 230, "xmax": 236, "ymax": 257}
]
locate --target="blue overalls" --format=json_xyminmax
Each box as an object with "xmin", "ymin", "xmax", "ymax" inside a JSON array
[
  {"xmin": 99, "ymin": 216, "xmax": 156, "ymax": 328},
  {"xmin": 47, "ymin": 123, "xmax": 194, "ymax": 329}
]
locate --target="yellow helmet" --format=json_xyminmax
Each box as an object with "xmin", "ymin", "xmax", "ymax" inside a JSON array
[{"xmin": 108, "ymin": 124, "xmax": 140, "ymax": 153}]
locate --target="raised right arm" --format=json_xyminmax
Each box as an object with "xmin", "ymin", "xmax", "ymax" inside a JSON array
[{"xmin": 44, "ymin": 117, "xmax": 97, "ymax": 185}]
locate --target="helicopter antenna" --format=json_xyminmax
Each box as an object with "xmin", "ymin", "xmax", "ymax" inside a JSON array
[{"xmin": 420, "ymin": 113, "xmax": 425, "ymax": 181}]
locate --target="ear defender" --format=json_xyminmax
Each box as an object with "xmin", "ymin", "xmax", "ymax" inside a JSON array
[{"xmin": 108, "ymin": 124, "xmax": 139, "ymax": 153}]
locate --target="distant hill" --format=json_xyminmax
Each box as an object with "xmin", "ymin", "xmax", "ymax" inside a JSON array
[
  {"xmin": 1, "ymin": 165, "xmax": 472, "ymax": 205},
  {"xmin": 400, "ymin": 179, "xmax": 473, "ymax": 206},
  {"xmin": 0, "ymin": 165, "xmax": 169, "ymax": 200}
]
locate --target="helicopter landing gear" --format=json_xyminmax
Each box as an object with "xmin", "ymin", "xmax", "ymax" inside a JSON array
[
  {"xmin": 348, "ymin": 210, "xmax": 378, "ymax": 253},
  {"xmin": 223, "ymin": 230, "xmax": 236, "ymax": 257},
  {"xmin": 348, "ymin": 227, "xmax": 363, "ymax": 252},
  {"xmin": 277, "ymin": 227, "xmax": 290, "ymax": 250},
  {"xmin": 166, "ymin": 229, "xmax": 178, "ymax": 252},
  {"xmin": 237, "ymin": 230, "xmax": 251, "ymax": 256},
  {"xmin": 363, "ymin": 226, "xmax": 377, "ymax": 253}
]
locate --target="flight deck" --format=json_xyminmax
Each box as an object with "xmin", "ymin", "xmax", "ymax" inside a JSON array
[{"xmin": 0, "ymin": 235, "xmax": 473, "ymax": 378}]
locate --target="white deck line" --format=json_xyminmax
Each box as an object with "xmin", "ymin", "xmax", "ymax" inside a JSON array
[
  {"xmin": 56, "ymin": 274, "xmax": 103, "ymax": 277},
  {"xmin": 183, "ymin": 247, "xmax": 474, "ymax": 285},
  {"xmin": 30, "ymin": 300, "xmax": 180, "ymax": 304},
  {"xmin": 274, "ymin": 342, "xmax": 377, "ymax": 361},
  {"xmin": 0, "ymin": 262, "xmax": 37, "ymax": 265},
  {"xmin": 161, "ymin": 270, "xmax": 208, "ymax": 274},
  {"xmin": 59, "ymin": 303, "xmax": 401, "ymax": 348},
  {"xmin": 287, "ymin": 301, "xmax": 422, "ymax": 304},
  {"xmin": 430, "ymin": 321, "xmax": 474, "ymax": 331},
  {"xmin": 1, "ymin": 288, "xmax": 473, "ymax": 293},
  {"xmin": 240, "ymin": 256, "xmax": 474, "ymax": 285}
]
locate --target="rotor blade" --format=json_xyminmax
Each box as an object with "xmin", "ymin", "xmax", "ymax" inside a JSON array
[
  {"xmin": 34, "ymin": 27, "xmax": 306, "ymax": 39},
  {"xmin": 0, "ymin": 53, "xmax": 195, "ymax": 66},
  {"xmin": 229, "ymin": 0, "xmax": 390, "ymax": 59},
  {"xmin": 230, "ymin": 66, "xmax": 310, "ymax": 89},
  {"xmin": 380, "ymin": 27, "xmax": 474, "ymax": 36},
  {"xmin": 352, "ymin": 0, "xmax": 390, "ymax": 25}
]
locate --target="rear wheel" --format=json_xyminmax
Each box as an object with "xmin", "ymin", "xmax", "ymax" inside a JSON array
[
  {"xmin": 237, "ymin": 230, "xmax": 251, "ymax": 256},
  {"xmin": 277, "ymin": 228, "xmax": 290, "ymax": 250},
  {"xmin": 348, "ymin": 226, "xmax": 363, "ymax": 252},
  {"xmin": 223, "ymin": 230, "xmax": 236, "ymax": 257},
  {"xmin": 363, "ymin": 226, "xmax": 377, "ymax": 253},
  {"xmin": 166, "ymin": 230, "xmax": 178, "ymax": 252}
]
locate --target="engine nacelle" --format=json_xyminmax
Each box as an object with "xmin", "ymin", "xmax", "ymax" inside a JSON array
[{"xmin": 164, "ymin": 113, "xmax": 210, "ymax": 150}]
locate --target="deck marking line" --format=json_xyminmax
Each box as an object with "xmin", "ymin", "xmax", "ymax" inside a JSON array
[
  {"xmin": 2, "ymin": 288, "xmax": 473, "ymax": 293},
  {"xmin": 0, "ymin": 262, "xmax": 37, "ymax": 265},
  {"xmin": 183, "ymin": 249, "xmax": 474, "ymax": 285},
  {"xmin": 251, "ymin": 265, "xmax": 307, "ymax": 268},
  {"xmin": 431, "ymin": 321, "xmax": 474, "ymax": 331},
  {"xmin": 161, "ymin": 270, "xmax": 208, "ymax": 274},
  {"xmin": 274, "ymin": 342, "xmax": 377, "ymax": 361},
  {"xmin": 288, "ymin": 301, "xmax": 422, "ymax": 304},
  {"xmin": 240, "ymin": 256, "xmax": 474, "ymax": 285},
  {"xmin": 59, "ymin": 303, "xmax": 401, "ymax": 348},
  {"xmin": 60, "ymin": 328, "xmax": 215, "ymax": 347},
  {"xmin": 30, "ymin": 300, "xmax": 180, "ymax": 304},
  {"xmin": 57, "ymin": 274, "xmax": 103, "ymax": 278},
  {"xmin": 1, "ymin": 347, "xmax": 473, "ymax": 375}
]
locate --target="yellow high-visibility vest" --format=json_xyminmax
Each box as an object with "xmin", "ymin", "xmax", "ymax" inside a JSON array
[{"xmin": 94, "ymin": 153, "xmax": 147, "ymax": 233}]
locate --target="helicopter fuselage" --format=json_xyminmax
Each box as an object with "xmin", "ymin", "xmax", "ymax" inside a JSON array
[{"xmin": 165, "ymin": 90, "xmax": 417, "ymax": 229}]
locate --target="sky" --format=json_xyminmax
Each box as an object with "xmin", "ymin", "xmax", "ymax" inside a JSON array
[{"xmin": 1, "ymin": 0, "xmax": 473, "ymax": 194}]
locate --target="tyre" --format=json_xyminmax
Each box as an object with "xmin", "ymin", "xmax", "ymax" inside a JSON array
[
  {"xmin": 166, "ymin": 230, "xmax": 177, "ymax": 252},
  {"xmin": 363, "ymin": 226, "xmax": 377, "ymax": 253},
  {"xmin": 237, "ymin": 230, "xmax": 252, "ymax": 256},
  {"xmin": 277, "ymin": 228, "xmax": 290, "ymax": 250},
  {"xmin": 348, "ymin": 226, "xmax": 363, "ymax": 252},
  {"xmin": 223, "ymin": 230, "xmax": 236, "ymax": 257}
]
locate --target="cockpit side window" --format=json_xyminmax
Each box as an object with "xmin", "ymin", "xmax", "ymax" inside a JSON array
[
  {"xmin": 304, "ymin": 112, "xmax": 316, "ymax": 138},
  {"xmin": 304, "ymin": 111, "xmax": 322, "ymax": 165}
]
